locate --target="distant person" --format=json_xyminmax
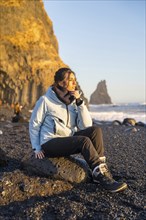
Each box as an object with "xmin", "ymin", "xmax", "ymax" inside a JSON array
[
  {"xmin": 12, "ymin": 103, "xmax": 23, "ymax": 122},
  {"xmin": 29, "ymin": 67, "xmax": 127, "ymax": 193}
]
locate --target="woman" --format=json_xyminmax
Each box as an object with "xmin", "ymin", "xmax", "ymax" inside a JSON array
[{"xmin": 29, "ymin": 67, "xmax": 127, "ymax": 193}]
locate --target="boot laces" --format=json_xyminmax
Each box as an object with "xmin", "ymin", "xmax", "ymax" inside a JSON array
[{"xmin": 99, "ymin": 163, "xmax": 113, "ymax": 179}]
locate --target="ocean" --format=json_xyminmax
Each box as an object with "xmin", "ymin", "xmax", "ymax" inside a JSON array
[{"xmin": 89, "ymin": 103, "xmax": 146, "ymax": 124}]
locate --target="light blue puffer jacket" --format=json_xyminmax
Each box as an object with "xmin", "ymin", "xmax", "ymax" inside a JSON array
[{"xmin": 29, "ymin": 86, "xmax": 92, "ymax": 152}]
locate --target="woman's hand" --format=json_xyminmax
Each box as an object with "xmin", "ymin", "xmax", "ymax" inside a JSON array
[
  {"xmin": 35, "ymin": 150, "xmax": 45, "ymax": 159},
  {"xmin": 70, "ymin": 90, "xmax": 81, "ymax": 99}
]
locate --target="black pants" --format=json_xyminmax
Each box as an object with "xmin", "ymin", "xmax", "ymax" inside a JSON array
[{"xmin": 42, "ymin": 126, "xmax": 104, "ymax": 170}]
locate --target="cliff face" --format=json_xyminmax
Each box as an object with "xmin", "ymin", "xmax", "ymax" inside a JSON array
[
  {"xmin": 89, "ymin": 80, "xmax": 112, "ymax": 104},
  {"xmin": 0, "ymin": 0, "xmax": 67, "ymax": 107}
]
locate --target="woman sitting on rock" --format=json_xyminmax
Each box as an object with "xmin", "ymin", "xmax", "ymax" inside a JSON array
[{"xmin": 29, "ymin": 67, "xmax": 127, "ymax": 193}]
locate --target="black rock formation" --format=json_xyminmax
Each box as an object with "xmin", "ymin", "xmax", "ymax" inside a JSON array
[{"xmin": 90, "ymin": 80, "xmax": 112, "ymax": 104}]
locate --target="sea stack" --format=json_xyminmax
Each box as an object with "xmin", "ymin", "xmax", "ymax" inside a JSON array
[{"xmin": 89, "ymin": 80, "xmax": 112, "ymax": 104}]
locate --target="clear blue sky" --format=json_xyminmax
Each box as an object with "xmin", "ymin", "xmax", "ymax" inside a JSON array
[{"xmin": 43, "ymin": 0, "xmax": 145, "ymax": 104}]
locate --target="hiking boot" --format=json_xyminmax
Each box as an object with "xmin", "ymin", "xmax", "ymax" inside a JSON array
[
  {"xmin": 99, "ymin": 156, "xmax": 106, "ymax": 163},
  {"xmin": 92, "ymin": 163, "xmax": 127, "ymax": 193}
]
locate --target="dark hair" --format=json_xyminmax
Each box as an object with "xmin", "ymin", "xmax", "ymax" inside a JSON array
[{"xmin": 54, "ymin": 67, "xmax": 74, "ymax": 83}]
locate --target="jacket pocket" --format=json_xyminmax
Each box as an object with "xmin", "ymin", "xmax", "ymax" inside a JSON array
[{"xmin": 54, "ymin": 118, "xmax": 71, "ymax": 137}]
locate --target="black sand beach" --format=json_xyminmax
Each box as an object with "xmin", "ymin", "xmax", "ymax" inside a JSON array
[{"xmin": 0, "ymin": 105, "xmax": 146, "ymax": 220}]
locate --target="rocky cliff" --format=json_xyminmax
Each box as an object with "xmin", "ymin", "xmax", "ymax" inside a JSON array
[
  {"xmin": 89, "ymin": 80, "xmax": 112, "ymax": 104},
  {"xmin": 0, "ymin": 0, "xmax": 84, "ymax": 107}
]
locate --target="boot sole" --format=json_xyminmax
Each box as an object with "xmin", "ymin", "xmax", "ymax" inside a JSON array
[
  {"xmin": 110, "ymin": 183, "xmax": 128, "ymax": 193},
  {"xmin": 93, "ymin": 180, "xmax": 128, "ymax": 193}
]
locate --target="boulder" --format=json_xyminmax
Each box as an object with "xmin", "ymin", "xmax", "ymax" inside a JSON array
[
  {"xmin": 21, "ymin": 152, "xmax": 91, "ymax": 183},
  {"xmin": 112, "ymin": 120, "xmax": 122, "ymax": 126},
  {"xmin": 123, "ymin": 118, "xmax": 136, "ymax": 126}
]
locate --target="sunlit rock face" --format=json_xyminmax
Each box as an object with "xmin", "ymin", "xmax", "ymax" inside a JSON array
[
  {"xmin": 90, "ymin": 80, "xmax": 112, "ymax": 104},
  {"xmin": 0, "ymin": 0, "xmax": 66, "ymax": 107}
]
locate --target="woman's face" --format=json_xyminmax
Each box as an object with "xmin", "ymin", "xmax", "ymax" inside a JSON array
[{"xmin": 58, "ymin": 72, "xmax": 77, "ymax": 91}]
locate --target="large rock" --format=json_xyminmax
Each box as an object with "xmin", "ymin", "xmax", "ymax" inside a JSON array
[
  {"xmin": 90, "ymin": 80, "xmax": 112, "ymax": 104},
  {"xmin": 123, "ymin": 118, "xmax": 136, "ymax": 126},
  {"xmin": 0, "ymin": 0, "xmax": 63, "ymax": 107},
  {"xmin": 21, "ymin": 151, "xmax": 91, "ymax": 183}
]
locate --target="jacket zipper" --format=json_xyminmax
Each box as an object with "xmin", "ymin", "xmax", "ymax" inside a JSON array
[{"xmin": 66, "ymin": 105, "xmax": 69, "ymax": 126}]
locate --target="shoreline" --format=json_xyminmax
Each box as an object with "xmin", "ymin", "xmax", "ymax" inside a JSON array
[
  {"xmin": 0, "ymin": 104, "xmax": 145, "ymax": 125},
  {"xmin": 89, "ymin": 103, "xmax": 146, "ymax": 124}
]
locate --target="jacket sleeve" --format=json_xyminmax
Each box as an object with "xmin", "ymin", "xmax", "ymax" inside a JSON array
[
  {"xmin": 76, "ymin": 101, "xmax": 92, "ymax": 129},
  {"xmin": 29, "ymin": 96, "xmax": 47, "ymax": 152}
]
